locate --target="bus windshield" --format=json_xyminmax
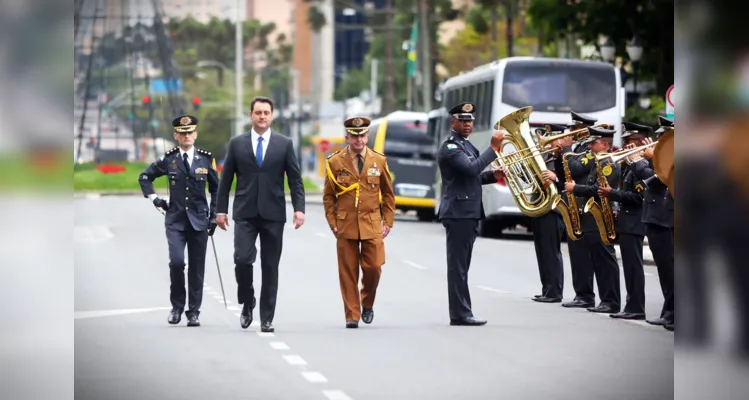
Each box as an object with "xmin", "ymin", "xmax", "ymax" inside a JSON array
[
  {"xmin": 372, "ymin": 120, "xmax": 434, "ymax": 160},
  {"xmin": 501, "ymin": 61, "xmax": 617, "ymax": 113}
]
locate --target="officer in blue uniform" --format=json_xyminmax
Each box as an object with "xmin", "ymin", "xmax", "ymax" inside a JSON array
[
  {"xmin": 437, "ymin": 102, "xmax": 505, "ymax": 326},
  {"xmin": 601, "ymin": 121, "xmax": 651, "ymax": 320},
  {"xmin": 139, "ymin": 115, "xmax": 219, "ymax": 327}
]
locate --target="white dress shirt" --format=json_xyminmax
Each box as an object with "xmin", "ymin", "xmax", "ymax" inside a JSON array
[
  {"xmin": 251, "ymin": 128, "xmax": 271, "ymax": 160},
  {"xmin": 179, "ymin": 146, "xmax": 195, "ymax": 167}
]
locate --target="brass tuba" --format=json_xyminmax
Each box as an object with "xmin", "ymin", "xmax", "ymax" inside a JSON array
[{"xmin": 490, "ymin": 106, "xmax": 561, "ymax": 217}]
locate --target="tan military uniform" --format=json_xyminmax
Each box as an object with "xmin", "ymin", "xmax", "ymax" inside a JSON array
[{"xmin": 323, "ymin": 145, "xmax": 395, "ymax": 322}]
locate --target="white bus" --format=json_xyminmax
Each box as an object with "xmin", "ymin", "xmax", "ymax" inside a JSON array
[{"xmin": 433, "ymin": 57, "xmax": 626, "ymax": 236}]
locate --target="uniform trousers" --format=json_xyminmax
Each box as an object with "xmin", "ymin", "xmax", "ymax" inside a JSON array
[
  {"xmin": 646, "ymin": 224, "xmax": 674, "ymax": 321},
  {"xmin": 166, "ymin": 225, "xmax": 208, "ymax": 317},
  {"xmin": 532, "ymin": 211, "xmax": 564, "ymax": 299},
  {"xmin": 337, "ymin": 237, "xmax": 384, "ymax": 321},
  {"xmin": 582, "ymin": 216, "xmax": 621, "ymax": 310},
  {"xmin": 619, "ymin": 233, "xmax": 646, "ymax": 314},
  {"xmin": 443, "ymin": 218, "xmax": 479, "ymax": 320},
  {"xmin": 567, "ymin": 235, "xmax": 596, "ymax": 304}
]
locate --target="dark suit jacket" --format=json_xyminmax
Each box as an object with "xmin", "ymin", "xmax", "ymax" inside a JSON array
[
  {"xmin": 632, "ymin": 159, "xmax": 674, "ymax": 228},
  {"xmin": 609, "ymin": 160, "xmax": 647, "ymax": 236},
  {"xmin": 572, "ymin": 158, "xmax": 621, "ymax": 233},
  {"xmin": 437, "ymin": 132, "xmax": 498, "ymax": 221},
  {"xmin": 216, "ymin": 130, "xmax": 305, "ymax": 222}
]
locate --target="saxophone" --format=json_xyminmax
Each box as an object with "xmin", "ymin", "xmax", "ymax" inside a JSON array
[
  {"xmin": 555, "ymin": 151, "xmax": 586, "ymax": 241},
  {"xmin": 583, "ymin": 154, "xmax": 617, "ymax": 245}
]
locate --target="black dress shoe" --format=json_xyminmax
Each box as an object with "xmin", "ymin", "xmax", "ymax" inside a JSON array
[
  {"xmin": 261, "ymin": 322, "xmax": 274, "ymax": 332},
  {"xmin": 187, "ymin": 315, "xmax": 200, "ymax": 327},
  {"xmin": 362, "ymin": 308, "xmax": 374, "ymax": 324},
  {"xmin": 587, "ymin": 304, "xmax": 618, "ymax": 313},
  {"xmin": 610, "ymin": 311, "xmax": 646, "ymax": 320},
  {"xmin": 562, "ymin": 299, "xmax": 595, "ymax": 308},
  {"xmin": 664, "ymin": 323, "xmax": 674, "ymax": 331},
  {"xmin": 346, "ymin": 321, "xmax": 359, "ymax": 329},
  {"xmin": 450, "ymin": 316, "xmax": 487, "ymax": 326},
  {"xmin": 532, "ymin": 296, "xmax": 562, "ymax": 303},
  {"xmin": 533, "ymin": 294, "xmax": 543, "ymax": 299},
  {"xmin": 168, "ymin": 308, "xmax": 182, "ymax": 325},
  {"xmin": 646, "ymin": 317, "xmax": 672, "ymax": 326}
]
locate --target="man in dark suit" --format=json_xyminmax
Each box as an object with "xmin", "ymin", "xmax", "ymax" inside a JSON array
[
  {"xmin": 633, "ymin": 116, "xmax": 675, "ymax": 330},
  {"xmin": 139, "ymin": 115, "xmax": 219, "ymax": 327},
  {"xmin": 215, "ymin": 96, "xmax": 306, "ymax": 333},
  {"xmin": 530, "ymin": 124, "xmax": 568, "ymax": 303},
  {"xmin": 565, "ymin": 126, "xmax": 622, "ymax": 314},
  {"xmin": 600, "ymin": 121, "xmax": 651, "ymax": 320},
  {"xmin": 437, "ymin": 102, "xmax": 506, "ymax": 326}
]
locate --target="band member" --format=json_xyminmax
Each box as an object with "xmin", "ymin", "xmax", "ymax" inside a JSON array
[
  {"xmin": 566, "ymin": 126, "xmax": 621, "ymax": 313},
  {"xmin": 216, "ymin": 96, "xmax": 307, "ymax": 333},
  {"xmin": 531, "ymin": 124, "xmax": 567, "ymax": 303},
  {"xmin": 634, "ymin": 116, "xmax": 675, "ymax": 330},
  {"xmin": 558, "ymin": 112, "xmax": 597, "ymax": 309},
  {"xmin": 600, "ymin": 122, "xmax": 651, "ymax": 320},
  {"xmin": 437, "ymin": 102, "xmax": 506, "ymax": 326},
  {"xmin": 138, "ymin": 115, "xmax": 219, "ymax": 327},
  {"xmin": 322, "ymin": 117, "xmax": 396, "ymax": 329}
]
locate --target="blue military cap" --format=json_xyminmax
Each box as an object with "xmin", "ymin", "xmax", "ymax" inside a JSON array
[
  {"xmin": 621, "ymin": 121, "xmax": 652, "ymax": 139},
  {"xmin": 343, "ymin": 116, "xmax": 371, "ymax": 135},
  {"xmin": 569, "ymin": 111, "xmax": 597, "ymax": 127},
  {"xmin": 172, "ymin": 115, "xmax": 199, "ymax": 133},
  {"xmin": 449, "ymin": 102, "xmax": 475, "ymax": 121},
  {"xmin": 655, "ymin": 115, "xmax": 674, "ymax": 135},
  {"xmin": 587, "ymin": 125, "xmax": 616, "ymax": 139}
]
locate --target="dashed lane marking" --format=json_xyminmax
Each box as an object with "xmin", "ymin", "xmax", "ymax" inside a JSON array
[
  {"xmin": 227, "ymin": 306, "xmax": 240, "ymax": 311},
  {"xmin": 256, "ymin": 331, "xmax": 275, "ymax": 338},
  {"xmin": 269, "ymin": 341, "xmax": 290, "ymax": 350},
  {"xmin": 75, "ymin": 307, "xmax": 172, "ymax": 319},
  {"xmin": 474, "ymin": 285, "xmax": 511, "ymax": 294},
  {"xmin": 301, "ymin": 371, "xmax": 328, "ymax": 383},
  {"xmin": 323, "ymin": 390, "xmax": 353, "ymax": 400},
  {"xmin": 282, "ymin": 355, "xmax": 307, "ymax": 365},
  {"xmin": 403, "ymin": 260, "xmax": 427, "ymax": 270}
]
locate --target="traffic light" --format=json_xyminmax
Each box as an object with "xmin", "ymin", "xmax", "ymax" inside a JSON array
[
  {"xmin": 192, "ymin": 97, "xmax": 200, "ymax": 111},
  {"xmin": 142, "ymin": 95, "xmax": 150, "ymax": 105}
]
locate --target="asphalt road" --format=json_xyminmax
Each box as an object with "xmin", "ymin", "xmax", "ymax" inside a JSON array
[{"xmin": 75, "ymin": 195, "xmax": 673, "ymax": 400}]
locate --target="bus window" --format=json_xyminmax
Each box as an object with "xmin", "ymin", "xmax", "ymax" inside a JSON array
[
  {"xmin": 382, "ymin": 120, "xmax": 434, "ymax": 160},
  {"xmin": 501, "ymin": 62, "xmax": 617, "ymax": 113}
]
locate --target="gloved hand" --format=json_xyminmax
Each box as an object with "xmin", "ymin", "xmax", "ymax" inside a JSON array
[
  {"xmin": 153, "ymin": 197, "xmax": 169, "ymax": 213},
  {"xmin": 208, "ymin": 216, "xmax": 217, "ymax": 236}
]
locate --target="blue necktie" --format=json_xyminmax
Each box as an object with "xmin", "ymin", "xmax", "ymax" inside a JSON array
[{"xmin": 256, "ymin": 136, "xmax": 264, "ymax": 167}]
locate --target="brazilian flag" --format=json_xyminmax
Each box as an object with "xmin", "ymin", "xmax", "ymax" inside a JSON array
[{"xmin": 406, "ymin": 17, "xmax": 418, "ymax": 77}]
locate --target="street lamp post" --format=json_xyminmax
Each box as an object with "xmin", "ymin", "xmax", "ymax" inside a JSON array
[
  {"xmin": 626, "ymin": 36, "xmax": 643, "ymax": 98},
  {"xmin": 600, "ymin": 37, "xmax": 616, "ymax": 63}
]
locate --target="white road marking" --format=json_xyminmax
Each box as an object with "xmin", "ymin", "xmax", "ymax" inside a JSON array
[
  {"xmin": 227, "ymin": 306, "xmax": 240, "ymax": 311},
  {"xmin": 212, "ymin": 295, "xmax": 224, "ymax": 299},
  {"xmin": 75, "ymin": 307, "xmax": 172, "ymax": 319},
  {"xmin": 269, "ymin": 341, "xmax": 290, "ymax": 350},
  {"xmin": 301, "ymin": 371, "xmax": 328, "ymax": 383},
  {"xmin": 474, "ymin": 285, "xmax": 511, "ymax": 294},
  {"xmin": 256, "ymin": 331, "xmax": 275, "ymax": 338},
  {"xmin": 282, "ymin": 355, "xmax": 307, "ymax": 365},
  {"xmin": 316, "ymin": 232, "xmax": 327, "ymax": 237},
  {"xmin": 74, "ymin": 226, "xmax": 114, "ymax": 242},
  {"xmin": 403, "ymin": 260, "xmax": 427, "ymax": 270},
  {"xmin": 323, "ymin": 390, "xmax": 353, "ymax": 400},
  {"xmin": 592, "ymin": 313, "xmax": 664, "ymax": 329}
]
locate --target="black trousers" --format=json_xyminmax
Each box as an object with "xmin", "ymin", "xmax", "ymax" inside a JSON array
[
  {"xmin": 233, "ymin": 218, "xmax": 285, "ymax": 324},
  {"xmin": 442, "ymin": 218, "xmax": 479, "ymax": 320},
  {"xmin": 582, "ymin": 229, "xmax": 621, "ymax": 310},
  {"xmin": 646, "ymin": 224, "xmax": 674, "ymax": 321},
  {"xmin": 567, "ymin": 234, "xmax": 596, "ymax": 304},
  {"xmin": 532, "ymin": 211, "xmax": 564, "ymax": 299},
  {"xmin": 619, "ymin": 233, "xmax": 645, "ymax": 314},
  {"xmin": 166, "ymin": 226, "xmax": 208, "ymax": 317}
]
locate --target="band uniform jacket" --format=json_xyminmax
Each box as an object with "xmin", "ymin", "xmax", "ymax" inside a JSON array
[
  {"xmin": 555, "ymin": 146, "xmax": 595, "ymax": 213},
  {"xmin": 139, "ymin": 147, "xmax": 219, "ymax": 231},
  {"xmin": 323, "ymin": 146, "xmax": 396, "ymax": 241},
  {"xmin": 437, "ymin": 133, "xmax": 499, "ymax": 220},
  {"xmin": 632, "ymin": 160, "xmax": 674, "ymax": 228},
  {"xmin": 571, "ymin": 157, "xmax": 621, "ymax": 233},
  {"xmin": 608, "ymin": 160, "xmax": 647, "ymax": 236}
]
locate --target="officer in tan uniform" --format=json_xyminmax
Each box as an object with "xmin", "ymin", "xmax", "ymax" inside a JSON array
[{"xmin": 323, "ymin": 116, "xmax": 396, "ymax": 329}]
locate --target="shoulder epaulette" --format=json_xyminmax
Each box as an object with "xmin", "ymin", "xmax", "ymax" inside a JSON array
[
  {"xmin": 370, "ymin": 149, "xmax": 386, "ymax": 157},
  {"xmin": 196, "ymin": 148, "xmax": 212, "ymax": 157},
  {"xmin": 327, "ymin": 150, "xmax": 341, "ymax": 159},
  {"xmin": 165, "ymin": 147, "xmax": 179, "ymax": 156}
]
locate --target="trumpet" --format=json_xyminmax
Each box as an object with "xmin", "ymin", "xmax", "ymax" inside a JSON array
[
  {"xmin": 596, "ymin": 141, "xmax": 659, "ymax": 164},
  {"xmin": 492, "ymin": 123, "xmax": 607, "ymax": 168}
]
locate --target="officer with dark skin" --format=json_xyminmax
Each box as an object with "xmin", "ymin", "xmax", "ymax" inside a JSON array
[
  {"xmin": 557, "ymin": 112, "xmax": 598, "ymax": 309},
  {"xmin": 138, "ymin": 115, "xmax": 219, "ymax": 327},
  {"xmin": 437, "ymin": 102, "xmax": 506, "ymax": 326},
  {"xmin": 599, "ymin": 121, "xmax": 652, "ymax": 320},
  {"xmin": 633, "ymin": 116, "xmax": 675, "ymax": 331},
  {"xmin": 530, "ymin": 124, "xmax": 568, "ymax": 303},
  {"xmin": 565, "ymin": 126, "xmax": 622, "ymax": 314}
]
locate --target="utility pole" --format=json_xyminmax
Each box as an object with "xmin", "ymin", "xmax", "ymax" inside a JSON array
[
  {"xmin": 419, "ymin": 0, "xmax": 432, "ymax": 112},
  {"xmin": 383, "ymin": 0, "xmax": 396, "ymax": 114},
  {"xmin": 371, "ymin": 58, "xmax": 378, "ymax": 113},
  {"xmin": 235, "ymin": 0, "xmax": 244, "ymax": 137}
]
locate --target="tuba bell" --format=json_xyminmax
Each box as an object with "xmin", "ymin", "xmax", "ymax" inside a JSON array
[{"xmin": 490, "ymin": 106, "xmax": 561, "ymax": 217}]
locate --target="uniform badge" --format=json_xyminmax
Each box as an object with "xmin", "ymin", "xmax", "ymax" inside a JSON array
[
  {"xmin": 581, "ymin": 157, "xmax": 589, "ymax": 165},
  {"xmin": 139, "ymin": 174, "xmax": 147, "ymax": 180},
  {"xmin": 180, "ymin": 116, "xmax": 191, "ymax": 126},
  {"xmin": 368, "ymin": 168, "xmax": 380, "ymax": 176},
  {"xmin": 586, "ymin": 152, "xmax": 593, "ymax": 159},
  {"xmin": 195, "ymin": 167, "xmax": 207, "ymax": 174},
  {"xmin": 635, "ymin": 183, "xmax": 644, "ymax": 193},
  {"xmin": 462, "ymin": 103, "xmax": 473, "ymax": 112},
  {"xmin": 211, "ymin": 158, "xmax": 216, "ymax": 170},
  {"xmin": 171, "ymin": 180, "xmax": 175, "ymax": 186},
  {"xmin": 602, "ymin": 165, "xmax": 613, "ymax": 177},
  {"xmin": 447, "ymin": 144, "xmax": 457, "ymax": 150}
]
